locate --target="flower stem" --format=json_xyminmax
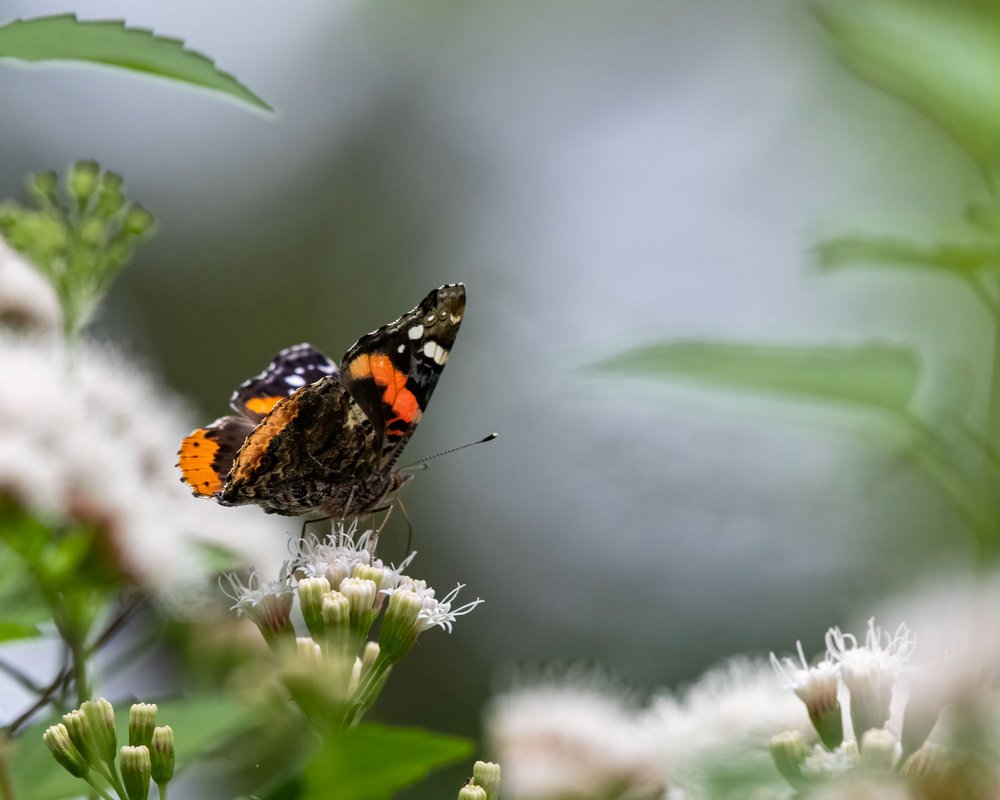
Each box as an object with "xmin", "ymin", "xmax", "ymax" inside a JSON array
[
  {"xmin": 0, "ymin": 735, "xmax": 15, "ymax": 800},
  {"xmin": 158, "ymin": 784, "xmax": 168, "ymax": 800},
  {"xmin": 983, "ymin": 273, "xmax": 1000, "ymax": 564}
]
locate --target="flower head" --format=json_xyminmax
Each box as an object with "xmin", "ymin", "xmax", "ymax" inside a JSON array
[{"xmin": 220, "ymin": 563, "xmax": 295, "ymax": 643}]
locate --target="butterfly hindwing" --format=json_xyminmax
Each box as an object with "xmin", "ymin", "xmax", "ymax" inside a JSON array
[
  {"xmin": 341, "ymin": 283, "xmax": 465, "ymax": 465},
  {"xmin": 177, "ymin": 415, "xmax": 256, "ymax": 497},
  {"xmin": 230, "ymin": 343, "xmax": 339, "ymax": 422},
  {"xmin": 219, "ymin": 375, "xmax": 380, "ymax": 515}
]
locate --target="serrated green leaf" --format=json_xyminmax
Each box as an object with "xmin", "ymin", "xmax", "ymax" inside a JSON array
[
  {"xmin": 304, "ymin": 724, "xmax": 473, "ymax": 800},
  {"xmin": 0, "ymin": 14, "xmax": 271, "ymax": 112},
  {"xmin": 815, "ymin": 0, "xmax": 1000, "ymax": 167},
  {"xmin": 11, "ymin": 695, "xmax": 256, "ymax": 800},
  {"xmin": 816, "ymin": 235, "xmax": 1000, "ymax": 276},
  {"xmin": 592, "ymin": 340, "xmax": 921, "ymax": 414}
]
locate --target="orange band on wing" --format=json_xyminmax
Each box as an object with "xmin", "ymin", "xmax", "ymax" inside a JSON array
[
  {"xmin": 349, "ymin": 354, "xmax": 421, "ymax": 424},
  {"xmin": 177, "ymin": 428, "xmax": 224, "ymax": 496},
  {"xmin": 244, "ymin": 396, "xmax": 285, "ymax": 416}
]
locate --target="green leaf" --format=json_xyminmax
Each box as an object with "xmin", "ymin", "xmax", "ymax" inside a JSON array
[
  {"xmin": 592, "ymin": 340, "xmax": 921, "ymax": 414},
  {"xmin": 0, "ymin": 14, "xmax": 272, "ymax": 112},
  {"xmin": 0, "ymin": 621, "xmax": 39, "ymax": 642},
  {"xmin": 817, "ymin": 235, "xmax": 1000, "ymax": 277},
  {"xmin": 11, "ymin": 696, "xmax": 255, "ymax": 800},
  {"xmin": 304, "ymin": 724, "xmax": 473, "ymax": 800},
  {"xmin": 815, "ymin": 0, "xmax": 1000, "ymax": 167}
]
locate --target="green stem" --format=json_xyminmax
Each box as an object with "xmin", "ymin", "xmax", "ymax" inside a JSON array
[
  {"xmin": 69, "ymin": 637, "xmax": 90, "ymax": 707},
  {"xmin": 83, "ymin": 775, "xmax": 115, "ymax": 800},
  {"xmin": 0, "ymin": 735, "xmax": 15, "ymax": 800},
  {"xmin": 158, "ymin": 783, "xmax": 168, "ymax": 800},
  {"xmin": 983, "ymin": 272, "xmax": 1000, "ymax": 563}
]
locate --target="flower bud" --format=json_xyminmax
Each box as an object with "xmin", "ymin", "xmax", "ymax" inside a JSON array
[
  {"xmin": 361, "ymin": 641, "xmax": 381, "ymax": 675},
  {"xmin": 322, "ymin": 591, "xmax": 350, "ymax": 628},
  {"xmin": 81, "ymin": 698, "xmax": 117, "ymax": 764},
  {"xmin": 68, "ymin": 161, "xmax": 100, "ymax": 203},
  {"xmin": 859, "ymin": 728, "xmax": 899, "ymax": 771},
  {"xmin": 770, "ymin": 730, "xmax": 807, "ymax": 785},
  {"xmin": 122, "ymin": 204, "xmax": 155, "ymax": 237},
  {"xmin": 62, "ymin": 709, "xmax": 99, "ymax": 765},
  {"xmin": 379, "ymin": 589, "xmax": 422, "ymax": 662},
  {"xmin": 120, "ymin": 745, "xmax": 151, "ymax": 800},
  {"xmin": 472, "ymin": 761, "xmax": 501, "ymax": 800},
  {"xmin": 129, "ymin": 703, "xmax": 158, "ymax": 748},
  {"xmin": 28, "ymin": 171, "xmax": 59, "ymax": 205},
  {"xmin": 79, "ymin": 217, "xmax": 105, "ymax": 247},
  {"xmin": 458, "ymin": 783, "xmax": 487, "ymax": 800},
  {"xmin": 150, "ymin": 726, "xmax": 175, "ymax": 785},
  {"xmin": 42, "ymin": 723, "xmax": 89, "ymax": 777},
  {"xmin": 339, "ymin": 577, "xmax": 378, "ymax": 636},
  {"xmin": 298, "ymin": 576, "xmax": 331, "ymax": 640}
]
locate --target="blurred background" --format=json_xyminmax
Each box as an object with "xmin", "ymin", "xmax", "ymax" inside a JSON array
[{"xmin": 0, "ymin": 0, "xmax": 988, "ymax": 795}]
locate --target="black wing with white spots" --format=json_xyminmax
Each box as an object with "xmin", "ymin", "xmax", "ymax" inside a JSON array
[{"xmin": 230, "ymin": 343, "xmax": 340, "ymax": 422}]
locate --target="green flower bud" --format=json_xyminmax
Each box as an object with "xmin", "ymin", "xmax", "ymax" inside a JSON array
[
  {"xmin": 129, "ymin": 703, "xmax": 158, "ymax": 748},
  {"xmin": 120, "ymin": 745, "xmax": 151, "ymax": 800},
  {"xmin": 298, "ymin": 576, "xmax": 331, "ymax": 640},
  {"xmin": 150, "ymin": 726, "xmax": 175, "ymax": 785},
  {"xmin": 42, "ymin": 723, "xmax": 89, "ymax": 777},
  {"xmin": 122, "ymin": 204, "xmax": 155, "ymax": 237},
  {"xmin": 62, "ymin": 708, "xmax": 99, "ymax": 766},
  {"xmin": 96, "ymin": 189, "xmax": 125, "ymax": 219},
  {"xmin": 378, "ymin": 589, "xmax": 422, "ymax": 662},
  {"xmin": 101, "ymin": 171, "xmax": 123, "ymax": 192},
  {"xmin": 81, "ymin": 698, "xmax": 117, "ymax": 764},
  {"xmin": 472, "ymin": 761, "xmax": 501, "ymax": 800},
  {"xmin": 79, "ymin": 216, "xmax": 105, "ymax": 247},
  {"xmin": 770, "ymin": 730, "xmax": 807, "ymax": 786},
  {"xmin": 458, "ymin": 783, "xmax": 487, "ymax": 800},
  {"xmin": 68, "ymin": 161, "xmax": 101, "ymax": 203},
  {"xmin": 29, "ymin": 171, "xmax": 59, "ymax": 205}
]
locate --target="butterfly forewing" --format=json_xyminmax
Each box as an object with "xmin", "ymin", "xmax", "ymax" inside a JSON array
[{"xmin": 341, "ymin": 283, "xmax": 465, "ymax": 466}]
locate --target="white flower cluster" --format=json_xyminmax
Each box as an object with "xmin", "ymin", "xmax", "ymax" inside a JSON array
[
  {"xmin": 0, "ymin": 332, "xmax": 283, "ymax": 590},
  {"xmin": 222, "ymin": 521, "xmax": 481, "ymax": 641},
  {"xmin": 487, "ymin": 659, "xmax": 810, "ymax": 800},
  {"xmin": 0, "ymin": 238, "xmax": 60, "ymax": 333}
]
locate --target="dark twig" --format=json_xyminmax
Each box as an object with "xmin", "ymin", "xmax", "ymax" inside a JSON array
[{"xmin": 5, "ymin": 593, "xmax": 145, "ymax": 734}]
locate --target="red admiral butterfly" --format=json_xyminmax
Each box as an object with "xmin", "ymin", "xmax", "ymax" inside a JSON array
[{"xmin": 177, "ymin": 284, "xmax": 465, "ymax": 518}]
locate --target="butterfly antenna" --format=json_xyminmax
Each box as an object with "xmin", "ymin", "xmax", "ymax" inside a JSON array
[{"xmin": 400, "ymin": 432, "xmax": 499, "ymax": 471}]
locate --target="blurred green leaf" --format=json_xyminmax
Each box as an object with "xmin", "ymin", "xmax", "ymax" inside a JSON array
[
  {"xmin": 304, "ymin": 724, "xmax": 473, "ymax": 800},
  {"xmin": 0, "ymin": 622, "xmax": 39, "ymax": 642},
  {"xmin": 817, "ymin": 235, "xmax": 1000, "ymax": 276},
  {"xmin": 815, "ymin": 0, "xmax": 1000, "ymax": 167},
  {"xmin": 0, "ymin": 14, "xmax": 272, "ymax": 112},
  {"xmin": 11, "ymin": 696, "xmax": 255, "ymax": 799},
  {"xmin": 593, "ymin": 340, "xmax": 921, "ymax": 414}
]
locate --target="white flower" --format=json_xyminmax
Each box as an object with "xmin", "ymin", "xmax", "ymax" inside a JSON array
[
  {"xmin": 825, "ymin": 618, "xmax": 915, "ymax": 737},
  {"xmin": 801, "ymin": 740, "xmax": 858, "ymax": 780},
  {"xmin": 294, "ymin": 521, "xmax": 414, "ymax": 589},
  {"xmin": 0, "ymin": 237, "xmax": 60, "ymax": 333},
  {"xmin": 413, "ymin": 583, "xmax": 483, "ymax": 633},
  {"xmin": 220, "ymin": 563, "xmax": 295, "ymax": 638},
  {"xmin": 486, "ymin": 674, "xmax": 662, "ymax": 800},
  {"xmin": 0, "ymin": 333, "xmax": 285, "ymax": 592},
  {"xmin": 643, "ymin": 658, "xmax": 812, "ymax": 784},
  {"xmin": 771, "ymin": 642, "xmax": 840, "ymax": 720}
]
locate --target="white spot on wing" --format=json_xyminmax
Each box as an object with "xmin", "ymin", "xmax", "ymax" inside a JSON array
[
  {"xmin": 397, "ymin": 344, "xmax": 406, "ymax": 354},
  {"xmin": 408, "ymin": 324, "xmax": 423, "ymax": 340},
  {"xmin": 285, "ymin": 374, "xmax": 307, "ymax": 387}
]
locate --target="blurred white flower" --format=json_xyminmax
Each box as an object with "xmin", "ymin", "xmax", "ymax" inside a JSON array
[
  {"xmin": 0, "ymin": 332, "xmax": 284, "ymax": 592},
  {"xmin": 0, "ymin": 237, "xmax": 60, "ymax": 333},
  {"xmin": 486, "ymin": 674, "xmax": 662, "ymax": 800},
  {"xmin": 644, "ymin": 658, "xmax": 811, "ymax": 782},
  {"xmin": 221, "ymin": 563, "xmax": 296, "ymax": 639},
  {"xmin": 294, "ymin": 521, "xmax": 414, "ymax": 589}
]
